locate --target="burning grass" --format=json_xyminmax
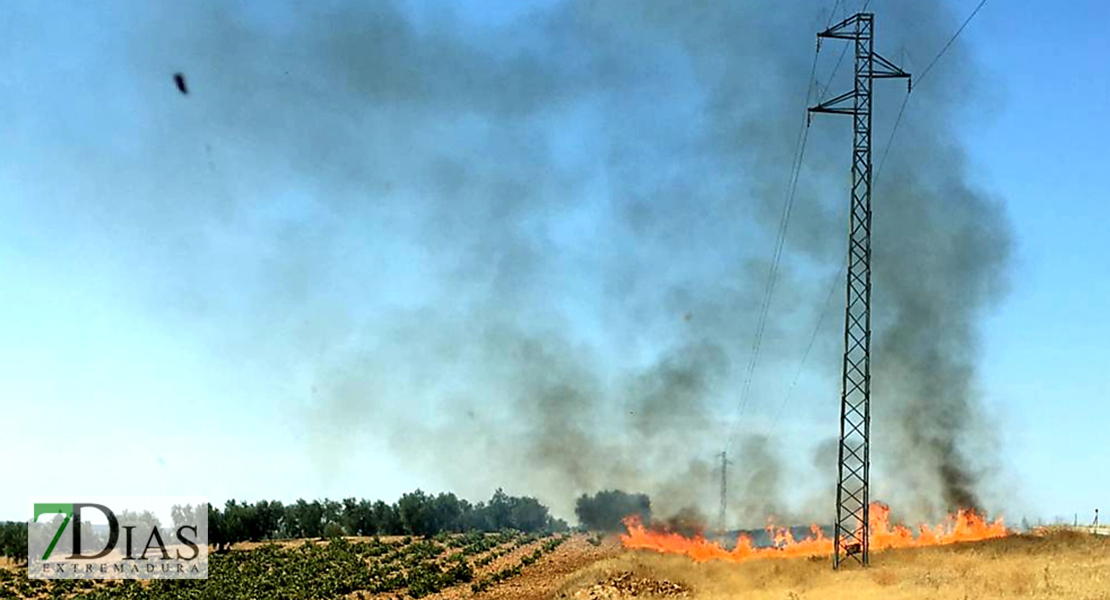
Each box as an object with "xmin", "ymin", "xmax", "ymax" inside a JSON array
[
  {"xmin": 620, "ymin": 502, "xmax": 1008, "ymax": 563},
  {"xmin": 563, "ymin": 529, "xmax": 1110, "ymax": 599}
]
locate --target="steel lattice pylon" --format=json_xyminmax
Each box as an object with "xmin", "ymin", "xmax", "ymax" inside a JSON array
[
  {"xmin": 717, "ymin": 451, "xmax": 732, "ymax": 534},
  {"xmin": 808, "ymin": 13, "xmax": 909, "ymax": 569}
]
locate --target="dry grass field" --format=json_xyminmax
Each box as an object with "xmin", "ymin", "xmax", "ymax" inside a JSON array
[
  {"xmin": 556, "ymin": 530, "xmax": 1110, "ymax": 600},
  {"xmin": 3, "ymin": 530, "xmax": 1107, "ymax": 599}
]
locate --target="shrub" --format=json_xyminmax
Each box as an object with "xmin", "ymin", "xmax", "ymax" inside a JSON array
[{"xmin": 324, "ymin": 522, "xmax": 347, "ymax": 539}]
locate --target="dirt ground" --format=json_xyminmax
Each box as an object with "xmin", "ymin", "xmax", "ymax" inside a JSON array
[
  {"xmin": 5, "ymin": 530, "xmax": 1109, "ymax": 599},
  {"xmin": 552, "ymin": 530, "xmax": 1110, "ymax": 600},
  {"xmin": 434, "ymin": 535, "xmax": 625, "ymax": 600}
]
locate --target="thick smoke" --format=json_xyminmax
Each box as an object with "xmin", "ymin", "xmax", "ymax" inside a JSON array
[{"xmin": 108, "ymin": 0, "xmax": 1009, "ymax": 524}]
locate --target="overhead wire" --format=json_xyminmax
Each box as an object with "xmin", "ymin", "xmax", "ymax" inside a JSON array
[
  {"xmin": 724, "ymin": 0, "xmax": 865, "ymax": 454},
  {"xmin": 826, "ymin": 0, "xmax": 844, "ymax": 28},
  {"xmin": 719, "ymin": 0, "xmax": 872, "ymax": 526},
  {"xmin": 765, "ymin": 217, "xmax": 846, "ymax": 441},
  {"xmin": 877, "ymin": 0, "xmax": 990, "ymax": 179},
  {"xmin": 820, "ymin": 44, "xmax": 851, "ymax": 101},
  {"xmin": 724, "ymin": 0, "xmax": 876, "ymax": 456},
  {"xmin": 723, "ymin": 40, "xmax": 822, "ymax": 457},
  {"xmin": 918, "ymin": 0, "xmax": 988, "ymax": 86},
  {"xmin": 760, "ymin": 0, "xmax": 991, "ymax": 443}
]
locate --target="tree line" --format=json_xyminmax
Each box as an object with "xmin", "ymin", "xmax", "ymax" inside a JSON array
[
  {"xmin": 203, "ymin": 488, "xmax": 570, "ymax": 550},
  {"xmin": 0, "ymin": 488, "xmax": 653, "ymax": 562},
  {"xmin": 0, "ymin": 522, "xmax": 26, "ymax": 564}
]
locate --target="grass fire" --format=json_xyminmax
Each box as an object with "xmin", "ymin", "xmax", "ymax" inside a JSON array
[
  {"xmin": 1, "ymin": 0, "xmax": 1106, "ymax": 597},
  {"xmin": 620, "ymin": 503, "xmax": 1009, "ymax": 563}
]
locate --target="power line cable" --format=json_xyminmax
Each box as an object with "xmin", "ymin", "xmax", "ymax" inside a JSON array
[
  {"xmin": 826, "ymin": 0, "xmax": 844, "ymax": 28},
  {"xmin": 766, "ymin": 263, "xmax": 842, "ymax": 439},
  {"xmin": 876, "ymin": 0, "xmax": 988, "ymax": 180},
  {"xmin": 918, "ymin": 0, "xmax": 988, "ymax": 86},
  {"xmin": 725, "ymin": 44, "xmax": 821, "ymax": 456},
  {"xmin": 762, "ymin": 0, "xmax": 989, "ymax": 443},
  {"xmin": 725, "ymin": 0, "xmax": 878, "ymax": 454},
  {"xmin": 820, "ymin": 43, "xmax": 850, "ymax": 102},
  {"xmin": 875, "ymin": 92, "xmax": 910, "ymax": 181}
]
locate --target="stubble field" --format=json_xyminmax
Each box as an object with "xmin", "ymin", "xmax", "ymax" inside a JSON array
[
  {"xmin": 562, "ymin": 529, "xmax": 1110, "ymax": 600},
  {"xmin": 2, "ymin": 530, "xmax": 1108, "ymax": 599}
]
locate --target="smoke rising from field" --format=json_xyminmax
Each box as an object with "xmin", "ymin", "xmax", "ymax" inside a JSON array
[{"xmin": 105, "ymin": 0, "xmax": 1009, "ymax": 523}]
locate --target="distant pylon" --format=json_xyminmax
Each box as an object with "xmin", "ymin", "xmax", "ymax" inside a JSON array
[
  {"xmin": 717, "ymin": 451, "xmax": 732, "ymax": 534},
  {"xmin": 807, "ymin": 12, "xmax": 909, "ymax": 569}
]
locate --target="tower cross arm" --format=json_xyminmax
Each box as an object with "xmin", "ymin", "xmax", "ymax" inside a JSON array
[
  {"xmin": 818, "ymin": 13, "xmax": 868, "ymax": 40},
  {"xmin": 872, "ymin": 52, "xmax": 911, "ymax": 80},
  {"xmin": 808, "ymin": 89, "xmax": 859, "ymax": 116}
]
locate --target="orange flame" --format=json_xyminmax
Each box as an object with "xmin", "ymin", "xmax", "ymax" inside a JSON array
[{"xmin": 620, "ymin": 502, "xmax": 1008, "ymax": 563}]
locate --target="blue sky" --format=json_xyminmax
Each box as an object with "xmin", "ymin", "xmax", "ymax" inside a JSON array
[
  {"xmin": 965, "ymin": 0, "xmax": 1109, "ymax": 523},
  {"xmin": 0, "ymin": 0, "xmax": 1106, "ymax": 526}
]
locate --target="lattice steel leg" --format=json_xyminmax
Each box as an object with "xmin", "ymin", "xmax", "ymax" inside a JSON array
[{"xmin": 808, "ymin": 12, "xmax": 909, "ymax": 569}]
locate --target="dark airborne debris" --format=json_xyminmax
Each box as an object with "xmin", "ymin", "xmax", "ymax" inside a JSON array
[{"xmin": 174, "ymin": 72, "xmax": 188, "ymax": 95}]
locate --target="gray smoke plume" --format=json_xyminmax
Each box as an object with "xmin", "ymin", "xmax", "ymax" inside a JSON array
[
  {"xmin": 729, "ymin": 435, "xmax": 787, "ymax": 525},
  {"xmin": 84, "ymin": 0, "xmax": 1011, "ymax": 523}
]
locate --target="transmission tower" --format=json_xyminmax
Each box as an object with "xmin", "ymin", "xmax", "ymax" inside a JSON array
[
  {"xmin": 807, "ymin": 12, "xmax": 909, "ymax": 569},
  {"xmin": 717, "ymin": 451, "xmax": 732, "ymax": 534}
]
